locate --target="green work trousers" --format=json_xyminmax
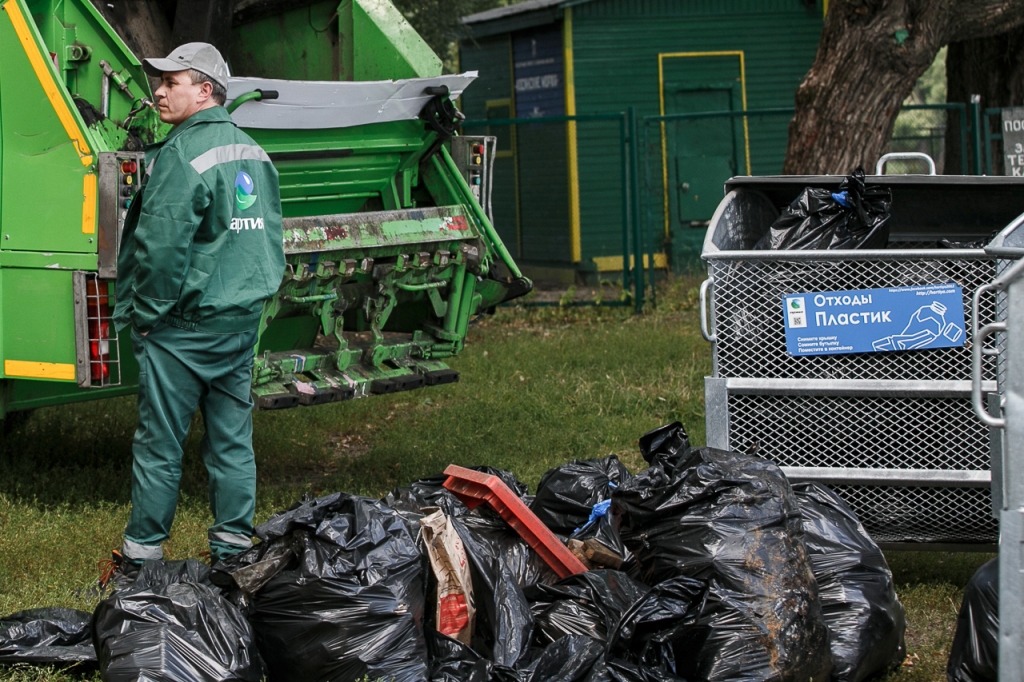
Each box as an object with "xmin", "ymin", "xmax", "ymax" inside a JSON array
[{"xmin": 123, "ymin": 323, "xmax": 258, "ymax": 563}]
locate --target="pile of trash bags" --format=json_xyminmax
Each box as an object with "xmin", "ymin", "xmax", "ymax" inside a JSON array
[{"xmin": 0, "ymin": 422, "xmax": 907, "ymax": 682}]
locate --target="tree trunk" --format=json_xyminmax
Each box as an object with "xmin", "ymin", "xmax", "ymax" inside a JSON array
[
  {"xmin": 785, "ymin": 0, "xmax": 1024, "ymax": 175},
  {"xmin": 945, "ymin": 26, "xmax": 1024, "ymax": 174}
]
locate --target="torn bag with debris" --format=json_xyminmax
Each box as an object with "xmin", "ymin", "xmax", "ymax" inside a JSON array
[
  {"xmin": 531, "ymin": 456, "xmax": 632, "ymax": 570},
  {"xmin": 92, "ymin": 559, "xmax": 262, "ymax": 682},
  {"xmin": 794, "ymin": 482, "xmax": 906, "ymax": 681},
  {"xmin": 755, "ymin": 167, "xmax": 891, "ymax": 250},
  {"xmin": 614, "ymin": 421, "xmax": 834, "ymax": 681}
]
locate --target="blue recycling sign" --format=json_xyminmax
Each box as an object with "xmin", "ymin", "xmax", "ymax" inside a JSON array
[{"xmin": 782, "ymin": 283, "xmax": 966, "ymax": 357}]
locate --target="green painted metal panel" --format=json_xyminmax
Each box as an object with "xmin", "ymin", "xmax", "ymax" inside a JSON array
[
  {"xmin": 0, "ymin": 1, "xmax": 95, "ymax": 254},
  {"xmin": 2, "ymin": 269, "xmax": 76, "ymax": 369},
  {"xmin": 2, "ymin": 332, "xmax": 140, "ymax": 414},
  {"xmin": 352, "ymin": 0, "xmax": 441, "ymax": 79},
  {"xmin": 231, "ymin": 0, "xmax": 441, "ymax": 82},
  {"xmin": 230, "ymin": 1, "xmax": 343, "ymax": 80},
  {"xmin": 570, "ymin": 0, "xmax": 821, "ymax": 267},
  {"xmin": 667, "ymin": 87, "xmax": 738, "ymax": 268},
  {"xmin": 662, "ymin": 56, "xmax": 744, "ymax": 269},
  {"xmin": 0, "ymin": 46, "xmax": 3, "ymax": 253},
  {"xmin": 243, "ymin": 120, "xmax": 432, "ymax": 218},
  {"xmin": 27, "ymin": 0, "xmax": 150, "ymax": 124},
  {"xmin": 0, "ymin": 251, "xmax": 97, "ymax": 270}
]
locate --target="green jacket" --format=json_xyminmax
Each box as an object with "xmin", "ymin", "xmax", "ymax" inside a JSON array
[{"xmin": 113, "ymin": 106, "xmax": 285, "ymax": 334}]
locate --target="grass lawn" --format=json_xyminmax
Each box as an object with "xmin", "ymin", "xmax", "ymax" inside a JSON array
[{"xmin": 0, "ymin": 279, "xmax": 992, "ymax": 681}]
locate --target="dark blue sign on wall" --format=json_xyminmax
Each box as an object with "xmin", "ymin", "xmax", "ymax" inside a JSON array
[
  {"xmin": 513, "ymin": 27, "xmax": 564, "ymax": 119},
  {"xmin": 782, "ymin": 283, "xmax": 966, "ymax": 356}
]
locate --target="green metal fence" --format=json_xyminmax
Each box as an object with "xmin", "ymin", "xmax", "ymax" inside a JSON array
[
  {"xmin": 463, "ymin": 101, "xmax": 985, "ymax": 312},
  {"xmin": 889, "ymin": 103, "xmax": 969, "ymax": 174},
  {"xmin": 461, "ymin": 112, "xmax": 650, "ymax": 312}
]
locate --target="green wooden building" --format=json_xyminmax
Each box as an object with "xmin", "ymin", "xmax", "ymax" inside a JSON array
[{"xmin": 459, "ymin": 0, "xmax": 824, "ymax": 279}]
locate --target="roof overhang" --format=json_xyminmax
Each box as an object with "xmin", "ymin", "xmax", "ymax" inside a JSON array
[{"xmin": 461, "ymin": 0, "xmax": 595, "ymax": 39}]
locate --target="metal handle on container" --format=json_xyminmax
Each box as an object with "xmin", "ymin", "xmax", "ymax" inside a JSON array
[
  {"xmin": 699, "ymin": 278, "xmax": 716, "ymax": 343},
  {"xmin": 973, "ymin": 318, "xmax": 1007, "ymax": 428},
  {"xmin": 875, "ymin": 152, "xmax": 936, "ymax": 175}
]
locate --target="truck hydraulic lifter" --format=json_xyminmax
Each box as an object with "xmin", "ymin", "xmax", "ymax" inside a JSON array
[{"xmin": 0, "ymin": 0, "xmax": 530, "ymax": 422}]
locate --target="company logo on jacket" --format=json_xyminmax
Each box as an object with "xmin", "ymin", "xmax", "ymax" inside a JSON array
[{"xmin": 234, "ymin": 171, "xmax": 257, "ymax": 211}]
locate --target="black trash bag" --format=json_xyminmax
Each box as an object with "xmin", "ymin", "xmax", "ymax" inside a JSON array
[
  {"xmin": 947, "ymin": 558, "xmax": 998, "ymax": 682},
  {"xmin": 601, "ymin": 659, "xmax": 689, "ymax": 682},
  {"xmin": 522, "ymin": 634, "xmax": 689, "ymax": 682},
  {"xmin": 242, "ymin": 492, "xmax": 429, "ymax": 682},
  {"xmin": 389, "ymin": 469, "xmax": 547, "ymax": 669},
  {"xmin": 755, "ymin": 168, "xmax": 892, "ymax": 251},
  {"xmin": 793, "ymin": 482, "xmax": 906, "ymax": 681},
  {"xmin": 375, "ymin": 487, "xmax": 545, "ymax": 671},
  {"xmin": 526, "ymin": 570, "xmax": 649, "ymax": 646},
  {"xmin": 614, "ymin": 423, "xmax": 833, "ymax": 682},
  {"xmin": 133, "ymin": 557, "xmax": 215, "ymax": 588},
  {"xmin": 0, "ymin": 608, "xmax": 95, "ymax": 664},
  {"xmin": 92, "ymin": 559, "xmax": 262, "ymax": 682},
  {"xmin": 530, "ymin": 457, "xmax": 632, "ymax": 535},
  {"xmin": 449, "ymin": 506, "xmax": 558, "ymax": 669},
  {"xmin": 427, "ymin": 629, "xmax": 493, "ymax": 682},
  {"xmin": 637, "ymin": 421, "xmax": 691, "ymax": 470},
  {"xmin": 524, "ymin": 634, "xmax": 606, "ymax": 681},
  {"xmin": 614, "ymin": 575, "xmax": 821, "ymax": 682},
  {"xmin": 609, "ymin": 575, "xmax": 706, "ymax": 674},
  {"xmin": 386, "ymin": 466, "xmax": 531, "ymax": 517}
]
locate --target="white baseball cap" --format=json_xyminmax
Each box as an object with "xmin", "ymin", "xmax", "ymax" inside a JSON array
[{"xmin": 143, "ymin": 42, "xmax": 229, "ymax": 90}]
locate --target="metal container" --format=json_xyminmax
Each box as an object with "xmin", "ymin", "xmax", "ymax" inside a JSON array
[
  {"xmin": 970, "ymin": 225, "xmax": 1024, "ymax": 679},
  {"xmin": 701, "ymin": 175, "xmax": 1024, "ymax": 549}
]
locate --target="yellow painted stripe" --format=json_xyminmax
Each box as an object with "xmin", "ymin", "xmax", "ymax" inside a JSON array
[
  {"xmin": 5, "ymin": 0, "xmax": 93, "ymax": 166},
  {"xmin": 82, "ymin": 173, "xmax": 97, "ymax": 234},
  {"xmin": 823, "ymin": 0, "xmax": 829, "ymax": 17},
  {"xmin": 5, "ymin": 360, "xmax": 76, "ymax": 381},
  {"xmin": 593, "ymin": 253, "xmax": 668, "ymax": 272},
  {"xmin": 564, "ymin": 7, "xmax": 582, "ymax": 263}
]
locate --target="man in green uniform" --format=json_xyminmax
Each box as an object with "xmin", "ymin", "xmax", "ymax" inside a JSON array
[{"xmin": 104, "ymin": 42, "xmax": 285, "ymax": 580}]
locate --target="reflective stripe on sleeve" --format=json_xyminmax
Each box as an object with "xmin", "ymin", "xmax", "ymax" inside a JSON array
[{"xmin": 190, "ymin": 144, "xmax": 272, "ymax": 174}]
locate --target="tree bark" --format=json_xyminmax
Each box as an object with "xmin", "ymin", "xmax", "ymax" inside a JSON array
[
  {"xmin": 944, "ymin": 26, "xmax": 1024, "ymax": 174},
  {"xmin": 784, "ymin": 0, "xmax": 1024, "ymax": 175}
]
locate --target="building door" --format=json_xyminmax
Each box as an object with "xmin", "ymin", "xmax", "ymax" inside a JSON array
[
  {"xmin": 669, "ymin": 86, "xmax": 738, "ymax": 223},
  {"xmin": 665, "ymin": 83, "xmax": 742, "ymax": 269}
]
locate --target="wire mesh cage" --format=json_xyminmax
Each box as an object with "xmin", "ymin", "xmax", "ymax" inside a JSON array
[{"xmin": 702, "ymin": 176, "xmax": 1024, "ymax": 547}]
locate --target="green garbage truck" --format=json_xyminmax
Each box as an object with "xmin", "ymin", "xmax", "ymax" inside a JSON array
[{"xmin": 0, "ymin": 0, "xmax": 529, "ymax": 419}]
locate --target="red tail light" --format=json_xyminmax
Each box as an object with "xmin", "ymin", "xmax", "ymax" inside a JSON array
[{"xmin": 87, "ymin": 280, "xmax": 111, "ymax": 381}]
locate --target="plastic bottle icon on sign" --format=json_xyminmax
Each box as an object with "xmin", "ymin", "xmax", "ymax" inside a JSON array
[{"xmin": 872, "ymin": 301, "xmax": 964, "ymax": 351}]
